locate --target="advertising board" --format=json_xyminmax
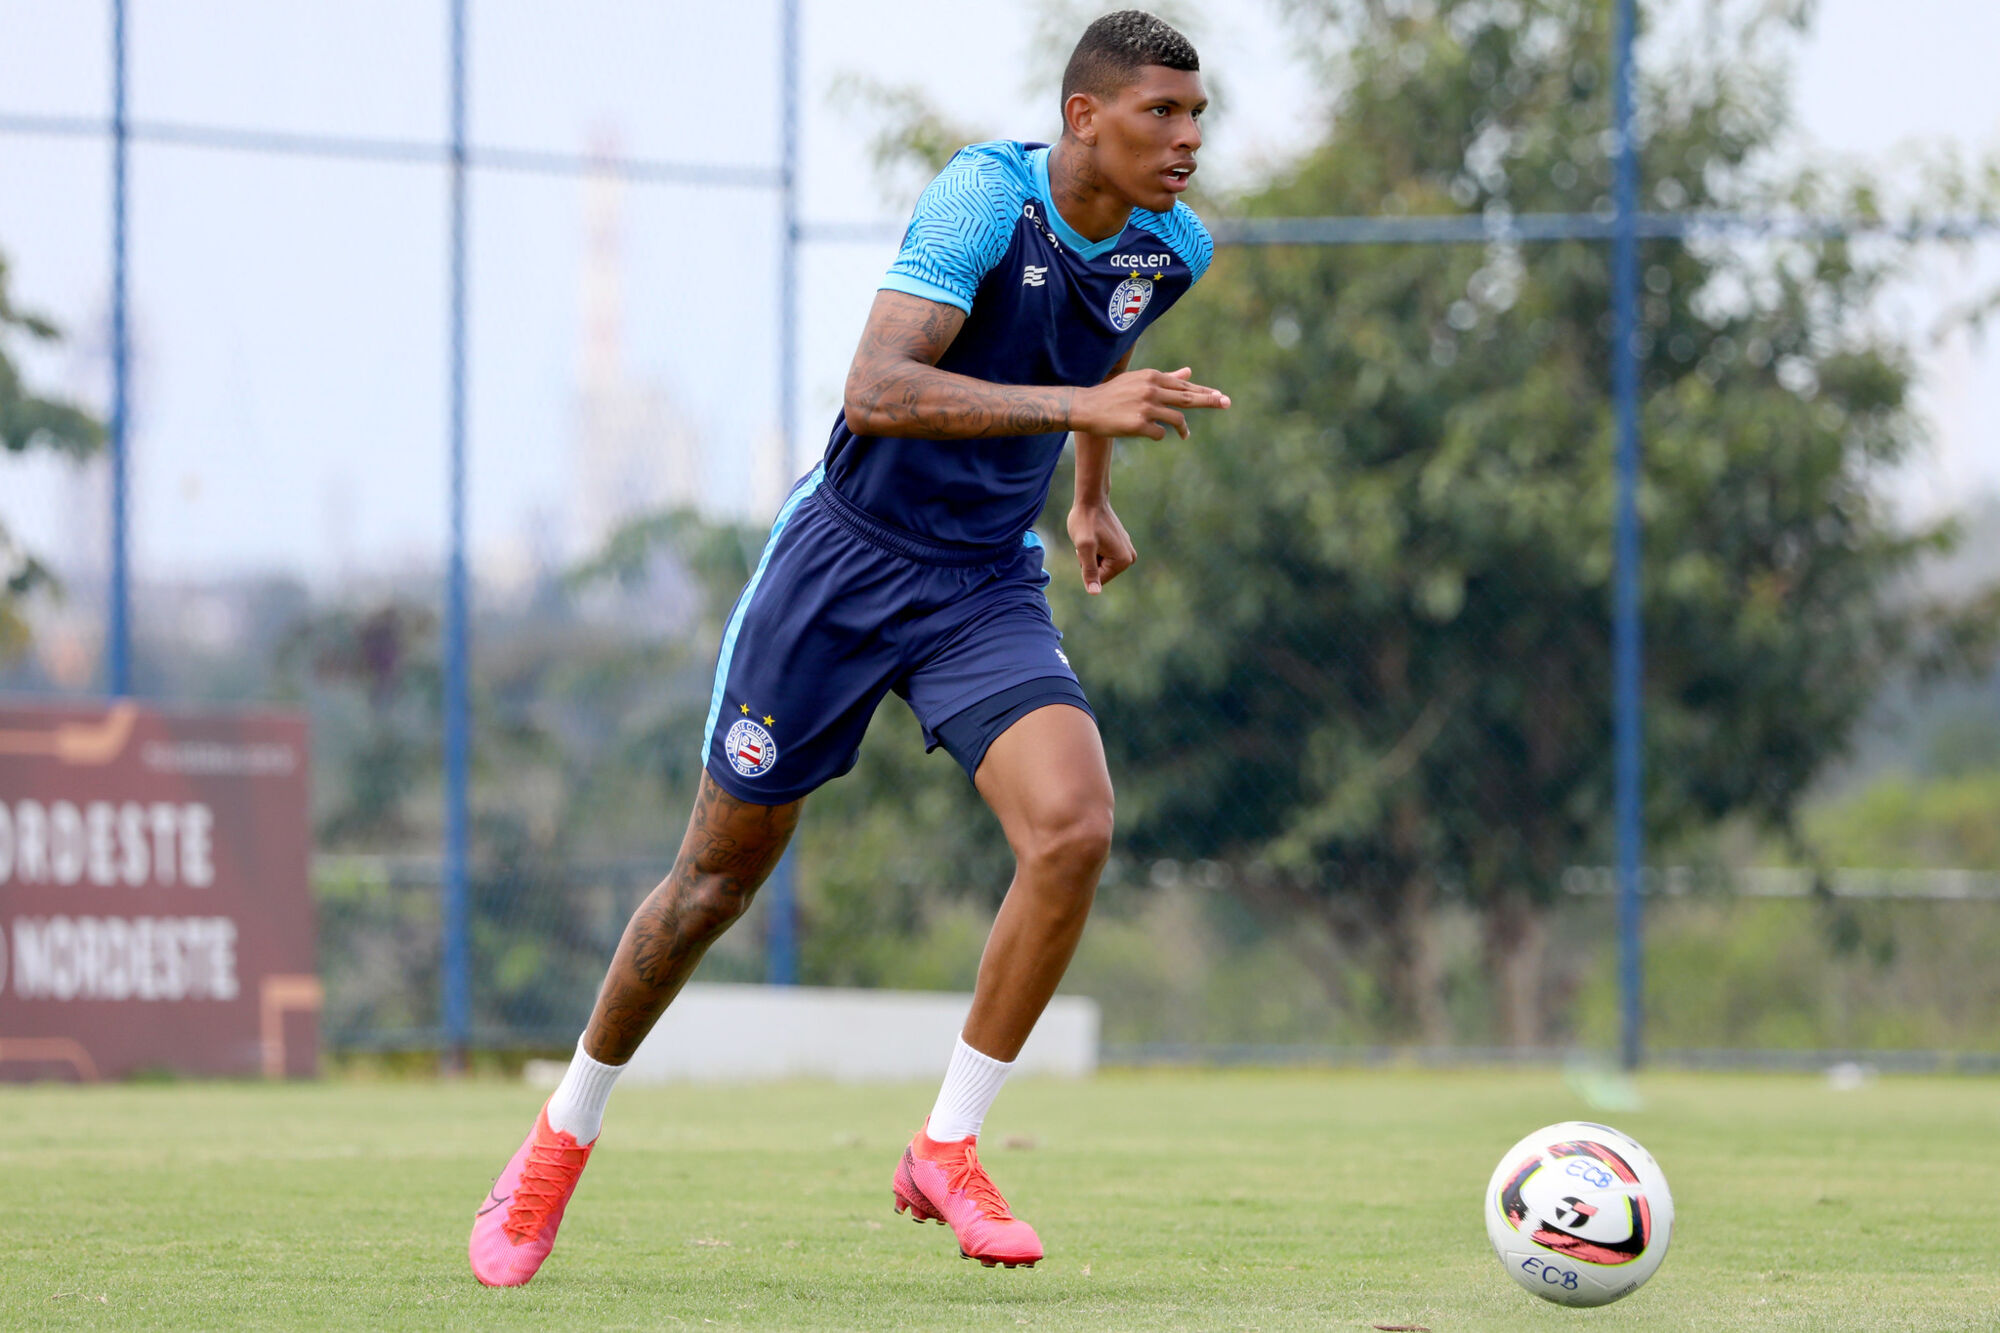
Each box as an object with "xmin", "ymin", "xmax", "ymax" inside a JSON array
[{"xmin": 0, "ymin": 700, "xmax": 318, "ymax": 1080}]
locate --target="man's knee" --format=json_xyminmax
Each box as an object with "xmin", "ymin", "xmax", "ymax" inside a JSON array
[
  {"xmin": 656, "ymin": 776, "xmax": 799, "ymax": 942},
  {"xmin": 660, "ymin": 871, "xmax": 758, "ymax": 944},
  {"xmin": 1018, "ymin": 790, "xmax": 1115, "ymax": 880}
]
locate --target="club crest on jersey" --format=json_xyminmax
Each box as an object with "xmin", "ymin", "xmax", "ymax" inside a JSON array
[
  {"xmin": 724, "ymin": 718, "xmax": 778, "ymax": 778},
  {"xmin": 1108, "ymin": 276, "xmax": 1154, "ymax": 331}
]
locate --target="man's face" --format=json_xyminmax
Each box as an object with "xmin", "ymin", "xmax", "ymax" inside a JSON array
[{"xmin": 1084, "ymin": 67, "xmax": 1207, "ymax": 213}]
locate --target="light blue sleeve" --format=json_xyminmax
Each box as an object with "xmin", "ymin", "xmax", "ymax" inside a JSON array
[
  {"xmin": 880, "ymin": 146, "xmax": 1022, "ymax": 313},
  {"xmin": 1134, "ymin": 203, "xmax": 1215, "ymax": 284}
]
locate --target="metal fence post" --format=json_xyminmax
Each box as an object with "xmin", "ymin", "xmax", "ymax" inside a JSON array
[
  {"xmin": 442, "ymin": 0, "xmax": 473, "ymax": 1066},
  {"xmin": 1611, "ymin": 0, "xmax": 1646, "ymax": 1072},
  {"xmin": 107, "ymin": 0, "xmax": 131, "ymax": 697}
]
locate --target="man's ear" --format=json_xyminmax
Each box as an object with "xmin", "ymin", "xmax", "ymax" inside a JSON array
[{"xmin": 1063, "ymin": 90, "xmax": 1100, "ymax": 147}]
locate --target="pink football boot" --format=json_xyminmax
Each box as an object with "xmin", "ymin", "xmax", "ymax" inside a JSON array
[
  {"xmin": 469, "ymin": 1104, "xmax": 595, "ymax": 1287},
  {"xmin": 893, "ymin": 1123, "xmax": 1043, "ymax": 1268}
]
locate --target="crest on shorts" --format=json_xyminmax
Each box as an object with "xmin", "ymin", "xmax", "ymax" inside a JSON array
[
  {"xmin": 1108, "ymin": 276, "xmax": 1154, "ymax": 331},
  {"xmin": 724, "ymin": 718, "xmax": 778, "ymax": 778}
]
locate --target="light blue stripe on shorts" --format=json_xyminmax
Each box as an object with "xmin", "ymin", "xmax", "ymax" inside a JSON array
[{"xmin": 700, "ymin": 464, "xmax": 826, "ymax": 759}]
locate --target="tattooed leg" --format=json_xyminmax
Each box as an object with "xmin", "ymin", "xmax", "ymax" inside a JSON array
[{"xmin": 581, "ymin": 773, "xmax": 803, "ymax": 1063}]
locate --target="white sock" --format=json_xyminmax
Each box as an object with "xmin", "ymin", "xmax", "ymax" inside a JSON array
[
  {"xmin": 545, "ymin": 1036, "xmax": 624, "ymax": 1145},
  {"xmin": 925, "ymin": 1034, "xmax": 1014, "ymax": 1142}
]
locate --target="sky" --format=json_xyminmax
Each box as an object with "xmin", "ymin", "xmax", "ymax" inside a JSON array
[{"xmin": 1, "ymin": 0, "xmax": 1997, "ymax": 592}]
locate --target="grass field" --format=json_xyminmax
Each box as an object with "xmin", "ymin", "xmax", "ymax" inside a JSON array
[{"xmin": 8, "ymin": 1068, "xmax": 1997, "ymax": 1330}]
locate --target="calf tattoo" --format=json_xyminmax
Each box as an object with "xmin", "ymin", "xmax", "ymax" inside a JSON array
[{"xmin": 587, "ymin": 776, "xmax": 802, "ymax": 1061}]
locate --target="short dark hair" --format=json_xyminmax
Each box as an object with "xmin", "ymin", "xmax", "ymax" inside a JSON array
[{"xmin": 1060, "ymin": 10, "xmax": 1199, "ymax": 104}]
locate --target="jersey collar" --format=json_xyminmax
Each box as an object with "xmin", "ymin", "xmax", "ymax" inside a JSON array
[{"xmin": 1029, "ymin": 146, "xmax": 1127, "ymax": 261}]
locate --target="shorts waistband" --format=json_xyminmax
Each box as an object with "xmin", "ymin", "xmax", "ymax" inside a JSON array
[{"xmin": 813, "ymin": 480, "xmax": 1025, "ymax": 567}]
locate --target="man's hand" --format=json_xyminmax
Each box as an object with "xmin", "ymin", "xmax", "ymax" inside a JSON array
[
  {"xmin": 1068, "ymin": 499, "xmax": 1136, "ymax": 595},
  {"xmin": 1071, "ymin": 366, "xmax": 1229, "ymax": 440}
]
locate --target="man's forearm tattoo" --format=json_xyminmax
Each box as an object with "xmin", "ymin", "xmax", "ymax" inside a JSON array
[{"xmin": 848, "ymin": 295, "xmax": 1077, "ymax": 439}]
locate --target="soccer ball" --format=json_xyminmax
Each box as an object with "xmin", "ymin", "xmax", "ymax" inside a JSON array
[{"xmin": 1483, "ymin": 1121, "xmax": 1673, "ymax": 1307}]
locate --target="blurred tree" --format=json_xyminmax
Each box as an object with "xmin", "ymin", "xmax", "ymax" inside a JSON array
[
  {"xmin": 0, "ymin": 250, "xmax": 104, "ymax": 660},
  {"xmin": 830, "ymin": 75, "xmax": 984, "ymax": 208},
  {"xmin": 281, "ymin": 600, "xmax": 442, "ymax": 847},
  {"xmin": 1037, "ymin": 0, "xmax": 2000, "ymax": 1044},
  {"xmin": 284, "ymin": 508, "xmax": 756, "ymax": 853},
  {"xmin": 792, "ymin": 701, "xmax": 1018, "ymax": 990},
  {"xmin": 292, "ymin": 507, "xmax": 773, "ymax": 1041},
  {"xmin": 1803, "ymin": 770, "xmax": 2000, "ymax": 873}
]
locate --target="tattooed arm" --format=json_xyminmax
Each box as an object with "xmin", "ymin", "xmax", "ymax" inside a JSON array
[{"xmin": 842, "ymin": 290, "xmax": 1230, "ymax": 441}]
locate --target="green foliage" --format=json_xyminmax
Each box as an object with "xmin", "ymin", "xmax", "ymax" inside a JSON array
[
  {"xmin": 1802, "ymin": 769, "xmax": 2000, "ymax": 871},
  {"xmin": 314, "ymin": 858, "xmax": 441, "ymax": 1040},
  {"xmin": 1573, "ymin": 894, "xmax": 2000, "ymax": 1051},
  {"xmin": 0, "ymin": 254, "xmax": 99, "ymax": 461},
  {"xmin": 1040, "ymin": 0, "xmax": 1999, "ymax": 1037},
  {"xmin": 1066, "ymin": 883, "xmax": 1365, "ymax": 1045},
  {"xmin": 566, "ymin": 506, "xmax": 762, "ymax": 624},
  {"xmin": 794, "ymin": 704, "xmax": 1014, "ymax": 989},
  {"xmin": 1922, "ymin": 703, "xmax": 2000, "ymax": 778},
  {"xmin": 830, "ymin": 75, "xmax": 986, "ymax": 207},
  {"xmin": 294, "ymin": 509, "xmax": 768, "ymax": 1038},
  {"xmin": 289, "ymin": 1, "xmax": 2000, "ymax": 1054},
  {"xmin": 288, "ymin": 508, "xmax": 761, "ymax": 856},
  {"xmin": 0, "ymin": 250, "xmax": 105, "ymax": 659},
  {"xmin": 280, "ymin": 601, "xmax": 442, "ymax": 847}
]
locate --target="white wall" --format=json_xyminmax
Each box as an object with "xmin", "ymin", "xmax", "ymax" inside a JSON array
[{"xmin": 598, "ymin": 983, "xmax": 1099, "ymax": 1084}]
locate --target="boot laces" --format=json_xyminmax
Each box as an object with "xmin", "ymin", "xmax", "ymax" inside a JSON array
[
  {"xmin": 504, "ymin": 1134, "xmax": 590, "ymax": 1242},
  {"xmin": 944, "ymin": 1141, "xmax": 1014, "ymax": 1220}
]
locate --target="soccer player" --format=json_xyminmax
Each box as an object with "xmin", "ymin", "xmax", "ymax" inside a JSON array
[{"xmin": 471, "ymin": 10, "xmax": 1226, "ymax": 1285}]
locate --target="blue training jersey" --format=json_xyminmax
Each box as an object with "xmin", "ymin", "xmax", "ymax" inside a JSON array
[{"xmin": 821, "ymin": 140, "xmax": 1213, "ymax": 548}]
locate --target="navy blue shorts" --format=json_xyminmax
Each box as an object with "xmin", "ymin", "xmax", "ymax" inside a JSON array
[{"xmin": 700, "ymin": 465, "xmax": 1090, "ymax": 805}]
